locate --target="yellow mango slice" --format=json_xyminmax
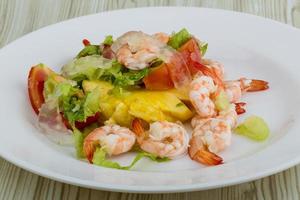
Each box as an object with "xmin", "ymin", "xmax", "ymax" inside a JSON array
[{"xmin": 82, "ymin": 80, "xmax": 193, "ymax": 125}]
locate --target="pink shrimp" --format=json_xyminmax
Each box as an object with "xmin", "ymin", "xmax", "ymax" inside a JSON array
[
  {"xmin": 224, "ymin": 78, "xmax": 269, "ymax": 103},
  {"xmin": 201, "ymin": 59, "xmax": 225, "ymax": 79},
  {"xmin": 83, "ymin": 125, "xmax": 136, "ymax": 163},
  {"xmin": 111, "ymin": 31, "xmax": 168, "ymax": 70},
  {"xmin": 152, "ymin": 32, "xmax": 169, "ymax": 44},
  {"xmin": 188, "ymin": 118, "xmax": 229, "ymax": 165},
  {"xmin": 191, "ymin": 104, "xmax": 237, "ymax": 129},
  {"xmin": 189, "ymin": 104, "xmax": 238, "ymax": 166},
  {"xmin": 132, "ymin": 119, "xmax": 189, "ymax": 159},
  {"xmin": 189, "ymin": 75, "xmax": 217, "ymax": 118}
]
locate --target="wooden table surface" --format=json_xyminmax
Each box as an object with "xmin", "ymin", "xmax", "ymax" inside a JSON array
[{"xmin": 1, "ymin": 0, "xmax": 300, "ymax": 199}]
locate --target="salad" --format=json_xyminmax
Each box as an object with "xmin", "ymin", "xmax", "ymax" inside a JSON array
[{"xmin": 27, "ymin": 29, "xmax": 270, "ymax": 169}]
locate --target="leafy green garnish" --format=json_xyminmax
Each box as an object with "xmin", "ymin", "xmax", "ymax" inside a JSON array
[
  {"xmin": 200, "ymin": 43, "xmax": 208, "ymax": 56},
  {"xmin": 102, "ymin": 35, "xmax": 113, "ymax": 45},
  {"xmin": 61, "ymin": 86, "xmax": 101, "ymax": 124},
  {"xmin": 73, "ymin": 124, "xmax": 98, "ymax": 158},
  {"xmin": 62, "ymin": 56, "xmax": 149, "ymax": 88},
  {"xmin": 176, "ymin": 102, "xmax": 184, "ymax": 107},
  {"xmin": 114, "ymin": 68, "xmax": 149, "ymax": 87},
  {"xmin": 73, "ymin": 128, "xmax": 85, "ymax": 158},
  {"xmin": 76, "ymin": 45, "xmax": 100, "ymax": 58},
  {"xmin": 61, "ymin": 55, "xmax": 113, "ymax": 81},
  {"xmin": 214, "ymin": 91, "xmax": 230, "ymax": 111},
  {"xmin": 234, "ymin": 116, "xmax": 270, "ymax": 141},
  {"xmin": 44, "ymin": 77, "xmax": 101, "ymax": 124},
  {"xmin": 92, "ymin": 147, "xmax": 170, "ymax": 170},
  {"xmin": 167, "ymin": 28, "xmax": 191, "ymax": 49},
  {"xmin": 93, "ymin": 61, "xmax": 149, "ymax": 87}
]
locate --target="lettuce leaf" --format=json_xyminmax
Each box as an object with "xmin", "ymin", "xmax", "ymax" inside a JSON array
[
  {"xmin": 102, "ymin": 35, "xmax": 113, "ymax": 45},
  {"xmin": 168, "ymin": 28, "xmax": 191, "ymax": 49},
  {"xmin": 200, "ymin": 43, "xmax": 208, "ymax": 56},
  {"xmin": 61, "ymin": 55, "xmax": 114, "ymax": 81},
  {"xmin": 73, "ymin": 128, "xmax": 85, "ymax": 158},
  {"xmin": 73, "ymin": 124, "xmax": 98, "ymax": 158},
  {"xmin": 92, "ymin": 147, "xmax": 170, "ymax": 170},
  {"xmin": 113, "ymin": 68, "xmax": 149, "ymax": 87},
  {"xmin": 61, "ymin": 87, "xmax": 101, "ymax": 124},
  {"xmin": 62, "ymin": 56, "xmax": 149, "ymax": 87},
  {"xmin": 77, "ymin": 45, "xmax": 100, "ymax": 58},
  {"xmin": 44, "ymin": 76, "xmax": 101, "ymax": 124}
]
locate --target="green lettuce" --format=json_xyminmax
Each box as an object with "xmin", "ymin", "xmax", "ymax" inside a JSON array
[
  {"xmin": 73, "ymin": 124, "xmax": 98, "ymax": 158},
  {"xmin": 92, "ymin": 147, "xmax": 169, "ymax": 170},
  {"xmin": 102, "ymin": 35, "xmax": 113, "ymax": 45},
  {"xmin": 62, "ymin": 55, "xmax": 149, "ymax": 87},
  {"xmin": 44, "ymin": 76, "xmax": 101, "ymax": 124},
  {"xmin": 168, "ymin": 28, "xmax": 191, "ymax": 49},
  {"xmin": 77, "ymin": 45, "xmax": 100, "ymax": 58},
  {"xmin": 61, "ymin": 55, "xmax": 114, "ymax": 81},
  {"xmin": 73, "ymin": 128, "xmax": 85, "ymax": 158},
  {"xmin": 61, "ymin": 86, "xmax": 101, "ymax": 124},
  {"xmin": 200, "ymin": 43, "xmax": 208, "ymax": 56}
]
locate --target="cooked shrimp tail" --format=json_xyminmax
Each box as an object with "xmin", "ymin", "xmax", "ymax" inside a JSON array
[
  {"xmin": 225, "ymin": 78, "xmax": 269, "ymax": 103},
  {"xmin": 191, "ymin": 149, "xmax": 223, "ymax": 166},
  {"xmin": 192, "ymin": 61, "xmax": 224, "ymax": 89},
  {"xmin": 235, "ymin": 102, "xmax": 246, "ymax": 115},
  {"xmin": 84, "ymin": 135, "xmax": 99, "ymax": 163},
  {"xmin": 131, "ymin": 118, "xmax": 147, "ymax": 142},
  {"xmin": 188, "ymin": 135, "xmax": 223, "ymax": 166},
  {"xmin": 243, "ymin": 79, "xmax": 269, "ymax": 92}
]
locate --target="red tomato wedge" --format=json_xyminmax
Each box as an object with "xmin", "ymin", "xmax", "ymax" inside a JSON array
[
  {"xmin": 143, "ymin": 63, "xmax": 174, "ymax": 90},
  {"xmin": 165, "ymin": 52, "xmax": 192, "ymax": 89},
  {"xmin": 28, "ymin": 64, "xmax": 54, "ymax": 114},
  {"xmin": 28, "ymin": 64, "xmax": 99, "ymax": 130},
  {"xmin": 178, "ymin": 38, "xmax": 202, "ymax": 75},
  {"xmin": 179, "ymin": 38, "xmax": 224, "ymax": 89}
]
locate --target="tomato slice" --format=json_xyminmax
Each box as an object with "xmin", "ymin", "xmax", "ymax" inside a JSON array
[
  {"xmin": 28, "ymin": 64, "xmax": 99, "ymax": 130},
  {"xmin": 28, "ymin": 64, "xmax": 54, "ymax": 114},
  {"xmin": 165, "ymin": 52, "xmax": 192, "ymax": 89},
  {"xmin": 178, "ymin": 38, "xmax": 202, "ymax": 75},
  {"xmin": 143, "ymin": 63, "xmax": 174, "ymax": 90}
]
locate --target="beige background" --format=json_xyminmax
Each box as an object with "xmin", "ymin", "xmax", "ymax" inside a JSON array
[{"xmin": 0, "ymin": 0, "xmax": 300, "ymax": 199}]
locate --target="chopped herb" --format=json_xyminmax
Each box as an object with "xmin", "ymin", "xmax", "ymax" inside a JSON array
[{"xmin": 176, "ymin": 102, "xmax": 184, "ymax": 107}]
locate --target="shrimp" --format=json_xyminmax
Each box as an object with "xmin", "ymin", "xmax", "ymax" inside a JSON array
[
  {"xmin": 225, "ymin": 78, "xmax": 269, "ymax": 103},
  {"xmin": 83, "ymin": 125, "xmax": 136, "ymax": 163},
  {"xmin": 152, "ymin": 32, "xmax": 169, "ymax": 44},
  {"xmin": 132, "ymin": 119, "xmax": 189, "ymax": 159},
  {"xmin": 189, "ymin": 75, "xmax": 217, "ymax": 118},
  {"xmin": 189, "ymin": 104, "xmax": 238, "ymax": 166},
  {"xmin": 191, "ymin": 103, "xmax": 238, "ymax": 128},
  {"xmin": 201, "ymin": 59, "xmax": 225, "ymax": 79},
  {"xmin": 111, "ymin": 31, "xmax": 192, "ymax": 87},
  {"xmin": 188, "ymin": 118, "xmax": 229, "ymax": 165},
  {"xmin": 111, "ymin": 31, "xmax": 168, "ymax": 70}
]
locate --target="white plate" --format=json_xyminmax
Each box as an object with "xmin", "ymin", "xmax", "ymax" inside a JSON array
[{"xmin": 1, "ymin": 7, "xmax": 300, "ymax": 193}]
